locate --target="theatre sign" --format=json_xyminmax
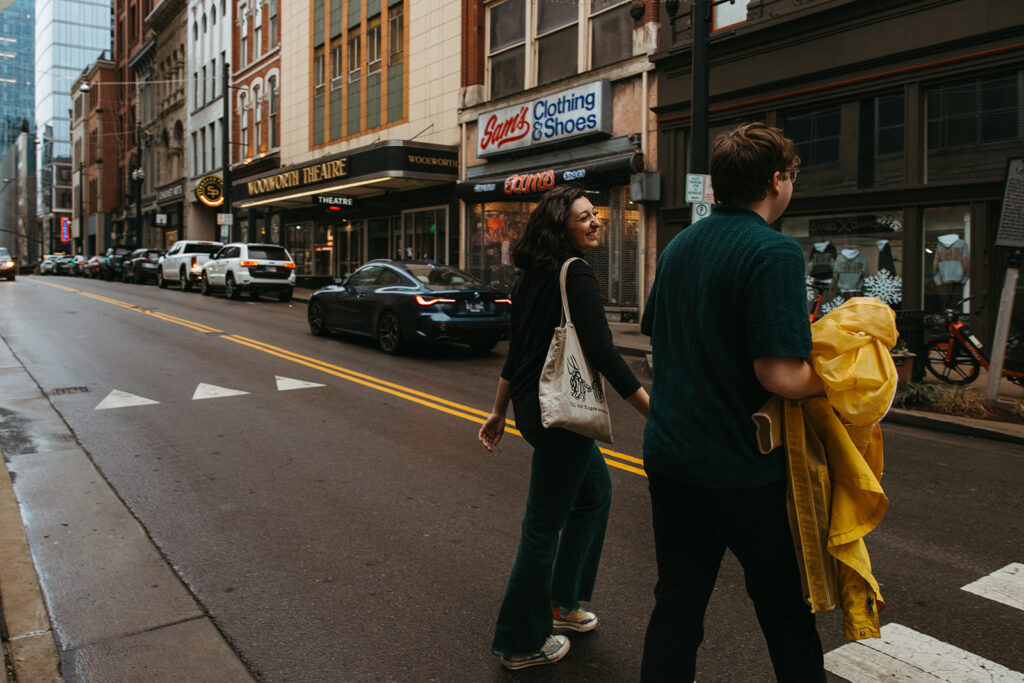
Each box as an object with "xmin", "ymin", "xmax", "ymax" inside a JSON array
[{"xmin": 476, "ymin": 79, "xmax": 612, "ymax": 158}]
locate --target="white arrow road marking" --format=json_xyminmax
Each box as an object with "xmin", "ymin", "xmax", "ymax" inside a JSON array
[
  {"xmin": 962, "ymin": 563, "xmax": 1024, "ymax": 612},
  {"xmin": 824, "ymin": 623, "xmax": 1023, "ymax": 682},
  {"xmin": 95, "ymin": 390, "xmax": 160, "ymax": 410},
  {"xmin": 275, "ymin": 376, "xmax": 326, "ymax": 391},
  {"xmin": 192, "ymin": 383, "xmax": 250, "ymax": 400}
]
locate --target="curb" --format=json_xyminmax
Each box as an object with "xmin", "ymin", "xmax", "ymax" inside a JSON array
[
  {"xmin": 884, "ymin": 408, "xmax": 1024, "ymax": 445},
  {"xmin": 0, "ymin": 453, "xmax": 63, "ymax": 682}
]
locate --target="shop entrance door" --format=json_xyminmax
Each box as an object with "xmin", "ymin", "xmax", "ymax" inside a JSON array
[
  {"xmin": 367, "ymin": 217, "xmax": 400, "ymax": 261},
  {"xmin": 334, "ymin": 221, "xmax": 364, "ymax": 278},
  {"xmin": 401, "ymin": 206, "xmax": 448, "ymax": 263}
]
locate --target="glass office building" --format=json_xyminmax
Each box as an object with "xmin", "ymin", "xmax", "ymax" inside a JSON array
[
  {"xmin": 0, "ymin": 0, "xmax": 35, "ymax": 149},
  {"xmin": 35, "ymin": 0, "xmax": 111, "ymax": 245}
]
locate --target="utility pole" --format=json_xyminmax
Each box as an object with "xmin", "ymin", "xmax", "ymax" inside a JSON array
[{"xmin": 690, "ymin": 0, "xmax": 710, "ymax": 175}]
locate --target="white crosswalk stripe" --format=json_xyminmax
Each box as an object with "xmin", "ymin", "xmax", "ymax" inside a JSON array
[
  {"xmin": 825, "ymin": 622, "xmax": 1023, "ymax": 682},
  {"xmin": 961, "ymin": 563, "xmax": 1024, "ymax": 612}
]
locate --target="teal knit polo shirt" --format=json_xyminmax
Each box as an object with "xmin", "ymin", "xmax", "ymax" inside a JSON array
[{"xmin": 641, "ymin": 205, "xmax": 812, "ymax": 488}]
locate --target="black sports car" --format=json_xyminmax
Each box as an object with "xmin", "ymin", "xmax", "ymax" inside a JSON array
[{"xmin": 307, "ymin": 260, "xmax": 511, "ymax": 354}]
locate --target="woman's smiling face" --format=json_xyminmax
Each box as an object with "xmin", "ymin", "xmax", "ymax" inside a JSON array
[{"xmin": 563, "ymin": 196, "xmax": 602, "ymax": 252}]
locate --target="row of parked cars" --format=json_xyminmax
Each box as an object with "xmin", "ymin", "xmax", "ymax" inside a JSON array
[{"xmin": 38, "ymin": 240, "xmax": 512, "ymax": 354}]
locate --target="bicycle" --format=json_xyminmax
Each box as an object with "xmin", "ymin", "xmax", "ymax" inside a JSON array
[{"xmin": 922, "ymin": 296, "xmax": 1024, "ymax": 387}]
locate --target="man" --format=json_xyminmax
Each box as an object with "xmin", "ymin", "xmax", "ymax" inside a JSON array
[{"xmin": 640, "ymin": 122, "xmax": 826, "ymax": 682}]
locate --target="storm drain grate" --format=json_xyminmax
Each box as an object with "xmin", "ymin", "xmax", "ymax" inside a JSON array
[{"xmin": 50, "ymin": 386, "xmax": 91, "ymax": 396}]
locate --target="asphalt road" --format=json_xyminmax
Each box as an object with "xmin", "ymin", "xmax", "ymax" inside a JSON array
[{"xmin": 0, "ymin": 275, "xmax": 1021, "ymax": 682}]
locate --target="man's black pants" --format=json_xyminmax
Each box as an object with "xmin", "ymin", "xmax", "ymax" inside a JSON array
[{"xmin": 641, "ymin": 475, "xmax": 827, "ymax": 682}]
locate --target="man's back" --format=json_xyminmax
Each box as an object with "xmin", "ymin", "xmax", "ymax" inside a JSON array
[{"xmin": 641, "ymin": 205, "xmax": 810, "ymax": 488}]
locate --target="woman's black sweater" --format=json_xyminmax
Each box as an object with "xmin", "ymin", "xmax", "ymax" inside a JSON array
[{"xmin": 500, "ymin": 257, "xmax": 641, "ymax": 433}]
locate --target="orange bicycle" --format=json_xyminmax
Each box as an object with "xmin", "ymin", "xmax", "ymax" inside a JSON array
[{"xmin": 923, "ymin": 297, "xmax": 1024, "ymax": 386}]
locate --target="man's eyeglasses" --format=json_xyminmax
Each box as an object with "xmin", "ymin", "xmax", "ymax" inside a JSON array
[{"xmin": 779, "ymin": 169, "xmax": 799, "ymax": 183}]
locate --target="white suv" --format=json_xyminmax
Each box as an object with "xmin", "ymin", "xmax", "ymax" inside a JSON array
[{"xmin": 200, "ymin": 242, "xmax": 296, "ymax": 302}]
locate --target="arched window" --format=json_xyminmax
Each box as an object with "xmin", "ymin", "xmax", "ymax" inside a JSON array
[
  {"xmin": 239, "ymin": 92, "xmax": 248, "ymax": 160},
  {"xmin": 202, "ymin": 13, "xmax": 207, "ymax": 32},
  {"xmin": 193, "ymin": 21, "xmax": 198, "ymax": 40},
  {"xmin": 211, "ymin": 4, "xmax": 216, "ymax": 24},
  {"xmin": 268, "ymin": 75, "xmax": 278, "ymax": 148},
  {"xmin": 254, "ymin": 85, "xmax": 262, "ymax": 152}
]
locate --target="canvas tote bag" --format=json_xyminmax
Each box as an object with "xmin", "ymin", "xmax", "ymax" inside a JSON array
[{"xmin": 538, "ymin": 257, "xmax": 614, "ymax": 443}]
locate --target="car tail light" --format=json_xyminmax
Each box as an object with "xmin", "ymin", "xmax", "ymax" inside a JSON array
[
  {"xmin": 416, "ymin": 295, "xmax": 457, "ymax": 306},
  {"xmin": 283, "ymin": 262, "xmax": 296, "ymax": 269},
  {"xmin": 495, "ymin": 298, "xmax": 512, "ymax": 305},
  {"xmin": 240, "ymin": 260, "xmax": 259, "ymax": 267}
]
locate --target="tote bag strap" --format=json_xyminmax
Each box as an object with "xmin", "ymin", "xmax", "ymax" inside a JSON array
[{"xmin": 558, "ymin": 257, "xmax": 582, "ymax": 326}]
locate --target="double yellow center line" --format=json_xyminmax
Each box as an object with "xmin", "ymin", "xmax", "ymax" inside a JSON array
[{"xmin": 33, "ymin": 279, "xmax": 647, "ymax": 477}]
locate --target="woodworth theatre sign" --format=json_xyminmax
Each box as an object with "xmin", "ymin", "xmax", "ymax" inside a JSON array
[{"xmin": 235, "ymin": 143, "xmax": 459, "ymax": 206}]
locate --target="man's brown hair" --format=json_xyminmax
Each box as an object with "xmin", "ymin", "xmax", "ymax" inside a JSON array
[{"xmin": 710, "ymin": 122, "xmax": 800, "ymax": 206}]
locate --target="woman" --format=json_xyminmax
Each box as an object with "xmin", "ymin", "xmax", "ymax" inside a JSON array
[{"xmin": 478, "ymin": 185, "xmax": 650, "ymax": 671}]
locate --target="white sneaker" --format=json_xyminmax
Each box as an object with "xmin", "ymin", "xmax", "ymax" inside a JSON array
[
  {"xmin": 499, "ymin": 635, "xmax": 571, "ymax": 670},
  {"xmin": 553, "ymin": 606, "xmax": 598, "ymax": 632}
]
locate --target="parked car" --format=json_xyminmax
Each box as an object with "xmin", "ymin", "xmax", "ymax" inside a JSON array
[
  {"xmin": 55, "ymin": 255, "xmax": 76, "ymax": 275},
  {"xmin": 39, "ymin": 254, "xmax": 61, "ymax": 275},
  {"xmin": 69, "ymin": 255, "xmax": 88, "ymax": 276},
  {"xmin": 0, "ymin": 247, "xmax": 15, "ymax": 281},
  {"xmin": 83, "ymin": 255, "xmax": 104, "ymax": 278},
  {"xmin": 157, "ymin": 240, "xmax": 222, "ymax": 291},
  {"xmin": 98, "ymin": 246, "xmax": 135, "ymax": 280},
  {"xmin": 306, "ymin": 260, "xmax": 511, "ymax": 354},
  {"xmin": 200, "ymin": 243, "xmax": 295, "ymax": 302},
  {"xmin": 123, "ymin": 248, "xmax": 166, "ymax": 284}
]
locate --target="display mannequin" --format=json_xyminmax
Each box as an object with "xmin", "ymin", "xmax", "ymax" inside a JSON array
[
  {"xmin": 933, "ymin": 233, "xmax": 969, "ymax": 285},
  {"xmin": 808, "ymin": 241, "xmax": 836, "ymax": 281},
  {"xmin": 876, "ymin": 239, "xmax": 896, "ymax": 274},
  {"xmin": 834, "ymin": 248, "xmax": 868, "ymax": 296}
]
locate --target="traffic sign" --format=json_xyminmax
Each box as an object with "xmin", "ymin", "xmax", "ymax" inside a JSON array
[
  {"xmin": 692, "ymin": 202, "xmax": 712, "ymax": 224},
  {"xmin": 217, "ymin": 213, "xmax": 234, "ymax": 226},
  {"xmin": 685, "ymin": 173, "xmax": 715, "ymax": 204}
]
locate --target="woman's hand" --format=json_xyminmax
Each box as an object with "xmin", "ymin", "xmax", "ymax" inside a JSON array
[{"xmin": 478, "ymin": 413, "xmax": 506, "ymax": 452}]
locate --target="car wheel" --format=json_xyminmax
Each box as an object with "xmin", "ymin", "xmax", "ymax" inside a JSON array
[
  {"xmin": 179, "ymin": 268, "xmax": 192, "ymax": 292},
  {"xmin": 278, "ymin": 288, "xmax": 292, "ymax": 303},
  {"xmin": 225, "ymin": 274, "xmax": 241, "ymax": 300},
  {"xmin": 377, "ymin": 311, "xmax": 403, "ymax": 354},
  {"xmin": 200, "ymin": 273, "xmax": 213, "ymax": 296},
  {"xmin": 134, "ymin": 267, "xmax": 143, "ymax": 284},
  {"xmin": 469, "ymin": 339, "xmax": 498, "ymax": 353},
  {"xmin": 157, "ymin": 270, "xmax": 167, "ymax": 288},
  {"xmin": 308, "ymin": 301, "xmax": 328, "ymax": 336}
]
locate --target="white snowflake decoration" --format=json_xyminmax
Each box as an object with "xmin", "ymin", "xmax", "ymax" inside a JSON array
[
  {"xmin": 819, "ymin": 296, "xmax": 847, "ymax": 316},
  {"xmin": 806, "ymin": 275, "xmax": 816, "ymax": 302},
  {"xmin": 863, "ymin": 268, "xmax": 903, "ymax": 305}
]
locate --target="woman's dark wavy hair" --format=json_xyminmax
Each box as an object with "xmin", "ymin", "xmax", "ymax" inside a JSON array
[{"xmin": 512, "ymin": 185, "xmax": 586, "ymax": 272}]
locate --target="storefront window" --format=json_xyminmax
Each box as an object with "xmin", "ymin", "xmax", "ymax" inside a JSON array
[
  {"xmin": 401, "ymin": 207, "xmax": 448, "ymax": 262},
  {"xmin": 466, "ymin": 186, "xmax": 639, "ymax": 308},
  {"xmin": 780, "ymin": 210, "xmax": 905, "ymax": 318},
  {"xmin": 923, "ymin": 205, "xmax": 970, "ymax": 314},
  {"xmin": 467, "ymin": 200, "xmax": 531, "ymax": 293}
]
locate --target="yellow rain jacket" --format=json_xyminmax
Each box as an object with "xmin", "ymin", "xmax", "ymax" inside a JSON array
[{"xmin": 753, "ymin": 297, "xmax": 896, "ymax": 640}]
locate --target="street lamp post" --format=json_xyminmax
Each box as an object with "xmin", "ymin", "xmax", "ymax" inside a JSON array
[
  {"xmin": 222, "ymin": 60, "xmax": 232, "ymax": 240},
  {"xmin": 666, "ymin": 0, "xmax": 712, "ymax": 175},
  {"xmin": 131, "ymin": 166, "xmax": 145, "ymax": 247},
  {"xmin": 78, "ymin": 161, "xmax": 88, "ymax": 258}
]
